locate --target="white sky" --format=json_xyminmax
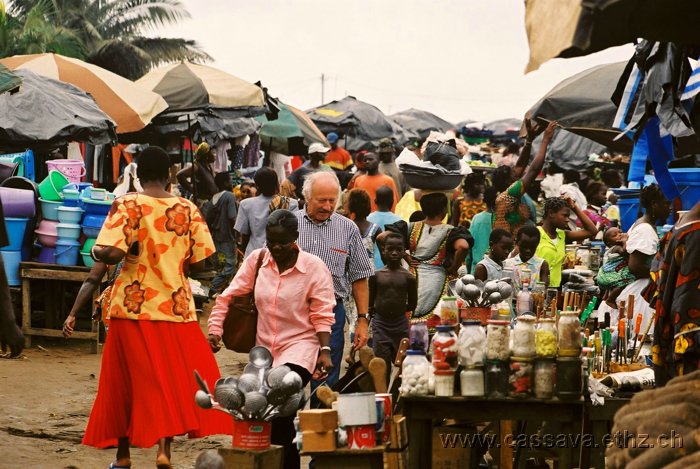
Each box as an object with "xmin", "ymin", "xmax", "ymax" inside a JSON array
[{"xmin": 160, "ymin": 0, "xmax": 634, "ymax": 124}]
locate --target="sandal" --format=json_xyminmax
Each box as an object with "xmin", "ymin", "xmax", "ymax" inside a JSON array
[{"xmin": 109, "ymin": 462, "xmax": 131, "ymax": 469}]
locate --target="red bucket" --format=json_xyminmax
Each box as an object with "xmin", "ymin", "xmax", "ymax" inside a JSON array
[
  {"xmin": 232, "ymin": 419, "xmax": 271, "ymax": 450},
  {"xmin": 460, "ymin": 307, "xmax": 491, "ymax": 325}
]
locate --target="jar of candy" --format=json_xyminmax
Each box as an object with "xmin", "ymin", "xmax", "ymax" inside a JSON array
[
  {"xmin": 431, "ymin": 325, "xmax": 459, "ymax": 371},
  {"xmin": 486, "ymin": 319, "xmax": 511, "ymax": 361},
  {"xmin": 558, "ymin": 311, "xmax": 582, "ymax": 356},
  {"xmin": 484, "ymin": 359, "xmax": 509, "ymax": 398},
  {"xmin": 533, "ymin": 358, "xmax": 556, "ymax": 399},
  {"xmin": 512, "ymin": 315, "xmax": 536, "ymax": 357},
  {"xmin": 460, "ymin": 366, "xmax": 485, "ymax": 397},
  {"xmin": 509, "ymin": 357, "xmax": 533, "ymax": 398},
  {"xmin": 434, "ymin": 370, "xmax": 455, "ymax": 397},
  {"xmin": 410, "ymin": 323, "xmax": 429, "ymax": 353},
  {"xmin": 400, "ymin": 350, "xmax": 430, "ymax": 395},
  {"xmin": 536, "ymin": 318, "xmax": 557, "ymax": 358},
  {"xmin": 440, "ymin": 296, "xmax": 459, "ymax": 326},
  {"xmin": 458, "ymin": 320, "xmax": 486, "ymax": 366}
]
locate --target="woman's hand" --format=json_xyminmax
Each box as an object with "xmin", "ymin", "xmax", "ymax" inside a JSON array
[
  {"xmin": 208, "ymin": 334, "xmax": 222, "ymax": 353},
  {"xmin": 563, "ymin": 195, "xmax": 577, "ymax": 211},
  {"xmin": 62, "ymin": 315, "xmax": 76, "ymax": 338},
  {"xmin": 313, "ymin": 351, "xmax": 333, "ymax": 380}
]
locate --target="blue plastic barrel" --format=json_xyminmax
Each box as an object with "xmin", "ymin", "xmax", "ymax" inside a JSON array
[
  {"xmin": 669, "ymin": 168, "xmax": 700, "ymax": 210},
  {"xmin": 612, "ymin": 189, "xmax": 641, "ymax": 232}
]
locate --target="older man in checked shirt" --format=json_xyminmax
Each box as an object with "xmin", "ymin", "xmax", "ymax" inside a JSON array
[{"xmin": 296, "ymin": 171, "xmax": 374, "ymax": 394}]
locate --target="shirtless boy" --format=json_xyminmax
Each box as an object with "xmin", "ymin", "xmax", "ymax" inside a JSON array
[{"xmin": 369, "ymin": 232, "xmax": 418, "ymax": 380}]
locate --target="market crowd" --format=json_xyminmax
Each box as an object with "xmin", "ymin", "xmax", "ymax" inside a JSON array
[{"xmin": 19, "ymin": 119, "xmax": 694, "ymax": 469}]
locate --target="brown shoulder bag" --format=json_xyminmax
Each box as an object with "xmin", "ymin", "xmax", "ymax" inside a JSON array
[{"xmin": 221, "ymin": 249, "xmax": 266, "ymax": 352}]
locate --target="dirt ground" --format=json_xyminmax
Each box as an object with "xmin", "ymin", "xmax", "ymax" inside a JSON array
[{"xmin": 0, "ymin": 310, "xmax": 293, "ymax": 469}]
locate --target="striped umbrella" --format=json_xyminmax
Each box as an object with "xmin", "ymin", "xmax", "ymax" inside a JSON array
[
  {"xmin": 136, "ymin": 61, "xmax": 265, "ymax": 115},
  {"xmin": 257, "ymin": 102, "xmax": 328, "ymax": 154},
  {"xmin": 0, "ymin": 53, "xmax": 168, "ymax": 134}
]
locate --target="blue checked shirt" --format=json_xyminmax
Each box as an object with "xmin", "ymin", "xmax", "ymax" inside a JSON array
[{"xmin": 296, "ymin": 209, "xmax": 374, "ymax": 300}]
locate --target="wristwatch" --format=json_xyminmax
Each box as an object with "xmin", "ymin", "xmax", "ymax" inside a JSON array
[
  {"xmin": 320, "ymin": 346, "xmax": 331, "ymax": 353},
  {"xmin": 357, "ymin": 313, "xmax": 368, "ymax": 320}
]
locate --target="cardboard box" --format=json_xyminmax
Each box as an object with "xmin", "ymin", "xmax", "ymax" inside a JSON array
[
  {"xmin": 217, "ymin": 445, "xmax": 283, "ymax": 469},
  {"xmin": 302, "ymin": 431, "xmax": 337, "ymax": 452},
  {"xmin": 299, "ymin": 409, "xmax": 339, "ymax": 432}
]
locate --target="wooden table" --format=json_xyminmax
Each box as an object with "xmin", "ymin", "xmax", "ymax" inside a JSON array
[
  {"xmin": 402, "ymin": 396, "xmax": 584, "ymax": 469},
  {"xmin": 301, "ymin": 446, "xmax": 385, "ymax": 469},
  {"xmin": 20, "ymin": 262, "xmax": 100, "ymax": 353},
  {"xmin": 402, "ymin": 395, "xmax": 631, "ymax": 469},
  {"xmin": 580, "ymin": 398, "xmax": 631, "ymax": 469}
]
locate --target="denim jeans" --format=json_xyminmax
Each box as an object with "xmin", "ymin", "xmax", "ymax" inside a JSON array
[
  {"xmin": 310, "ymin": 299, "xmax": 346, "ymax": 407},
  {"xmin": 210, "ymin": 240, "xmax": 236, "ymax": 292}
]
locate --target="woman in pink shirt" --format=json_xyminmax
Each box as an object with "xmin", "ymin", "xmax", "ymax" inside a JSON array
[{"xmin": 208, "ymin": 209, "xmax": 335, "ymax": 469}]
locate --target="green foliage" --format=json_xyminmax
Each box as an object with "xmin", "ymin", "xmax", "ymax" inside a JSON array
[{"xmin": 1, "ymin": 0, "xmax": 210, "ymax": 79}]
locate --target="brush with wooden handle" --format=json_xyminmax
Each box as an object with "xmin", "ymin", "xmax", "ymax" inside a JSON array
[{"xmin": 368, "ymin": 357, "xmax": 388, "ymax": 393}]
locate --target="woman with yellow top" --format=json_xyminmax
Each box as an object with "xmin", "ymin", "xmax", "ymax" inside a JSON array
[
  {"xmin": 82, "ymin": 147, "xmax": 231, "ymax": 469},
  {"xmin": 536, "ymin": 196, "xmax": 597, "ymax": 288}
]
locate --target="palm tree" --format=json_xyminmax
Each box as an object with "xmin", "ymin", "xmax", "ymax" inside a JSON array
[
  {"xmin": 6, "ymin": 0, "xmax": 211, "ymax": 79},
  {"xmin": 1, "ymin": 1, "xmax": 84, "ymax": 58}
]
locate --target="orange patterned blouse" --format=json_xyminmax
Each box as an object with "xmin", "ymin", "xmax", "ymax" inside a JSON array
[{"xmin": 95, "ymin": 194, "xmax": 215, "ymax": 323}]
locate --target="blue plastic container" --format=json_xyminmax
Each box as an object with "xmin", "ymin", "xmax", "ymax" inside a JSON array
[
  {"xmin": 57, "ymin": 223, "xmax": 82, "ymax": 241},
  {"xmin": 0, "ymin": 250, "xmax": 21, "ymax": 286},
  {"xmin": 669, "ymin": 168, "xmax": 700, "ymax": 210},
  {"xmin": 55, "ymin": 239, "xmax": 80, "ymax": 266},
  {"xmin": 82, "ymin": 214, "xmax": 106, "ymax": 238},
  {"xmin": 57, "ymin": 206, "xmax": 84, "ymax": 224},
  {"xmin": 1, "ymin": 217, "xmax": 29, "ymax": 251},
  {"xmin": 613, "ymin": 188, "xmax": 641, "ymax": 232}
]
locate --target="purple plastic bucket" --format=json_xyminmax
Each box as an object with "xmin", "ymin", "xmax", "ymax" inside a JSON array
[
  {"xmin": 0, "ymin": 187, "xmax": 36, "ymax": 218},
  {"xmin": 37, "ymin": 246, "xmax": 56, "ymax": 264}
]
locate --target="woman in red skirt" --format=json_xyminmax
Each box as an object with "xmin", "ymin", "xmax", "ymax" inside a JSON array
[{"xmin": 84, "ymin": 146, "xmax": 232, "ymax": 469}]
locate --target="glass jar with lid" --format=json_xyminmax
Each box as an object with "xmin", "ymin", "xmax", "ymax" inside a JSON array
[
  {"xmin": 440, "ymin": 296, "xmax": 459, "ymax": 326},
  {"xmin": 434, "ymin": 370, "xmax": 455, "ymax": 397},
  {"xmin": 536, "ymin": 318, "xmax": 557, "ymax": 358},
  {"xmin": 400, "ymin": 350, "xmax": 430, "ymax": 395},
  {"xmin": 410, "ymin": 323, "xmax": 429, "ymax": 354},
  {"xmin": 531, "ymin": 281, "xmax": 546, "ymax": 315},
  {"xmin": 486, "ymin": 319, "xmax": 511, "ymax": 361},
  {"xmin": 484, "ymin": 359, "xmax": 509, "ymax": 398},
  {"xmin": 431, "ymin": 325, "xmax": 459, "ymax": 371},
  {"xmin": 509, "ymin": 357, "xmax": 533, "ymax": 398},
  {"xmin": 558, "ymin": 311, "xmax": 582, "ymax": 356},
  {"xmin": 460, "ymin": 366, "xmax": 485, "ymax": 397},
  {"xmin": 458, "ymin": 320, "xmax": 486, "ymax": 366},
  {"xmin": 533, "ymin": 358, "xmax": 556, "ymax": 399},
  {"xmin": 512, "ymin": 315, "xmax": 536, "ymax": 357}
]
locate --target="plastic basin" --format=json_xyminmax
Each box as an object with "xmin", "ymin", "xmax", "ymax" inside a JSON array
[
  {"xmin": 669, "ymin": 168, "xmax": 700, "ymax": 210},
  {"xmin": 82, "ymin": 214, "xmax": 106, "ymax": 238},
  {"xmin": 57, "ymin": 223, "xmax": 81, "ymax": 240},
  {"xmin": 45, "ymin": 159, "xmax": 85, "ymax": 184},
  {"xmin": 39, "ymin": 198, "xmax": 62, "ymax": 221},
  {"xmin": 38, "ymin": 170, "xmax": 70, "ymax": 201},
  {"xmin": 81, "ymin": 238, "xmax": 97, "ymax": 254},
  {"xmin": 81, "ymin": 252, "xmax": 95, "ymax": 268},
  {"xmin": 57, "ymin": 206, "xmax": 84, "ymax": 224}
]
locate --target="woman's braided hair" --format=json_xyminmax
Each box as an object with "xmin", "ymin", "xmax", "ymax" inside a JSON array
[{"xmin": 543, "ymin": 196, "xmax": 569, "ymax": 218}]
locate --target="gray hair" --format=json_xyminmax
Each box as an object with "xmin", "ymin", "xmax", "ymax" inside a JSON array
[{"xmin": 301, "ymin": 170, "xmax": 341, "ymax": 201}]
